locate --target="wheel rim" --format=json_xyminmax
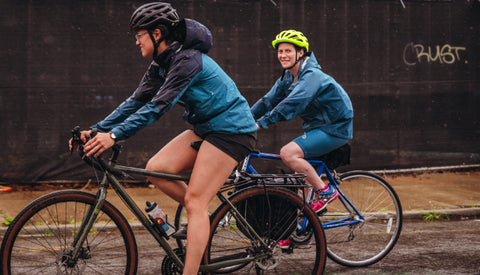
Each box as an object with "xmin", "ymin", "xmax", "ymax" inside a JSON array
[{"xmin": 321, "ymin": 172, "xmax": 402, "ymax": 266}]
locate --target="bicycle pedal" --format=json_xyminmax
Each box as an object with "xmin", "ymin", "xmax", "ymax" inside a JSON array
[{"xmin": 172, "ymin": 226, "xmax": 187, "ymax": 239}]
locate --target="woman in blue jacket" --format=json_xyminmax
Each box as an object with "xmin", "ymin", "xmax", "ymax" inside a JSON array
[
  {"xmin": 71, "ymin": 3, "xmax": 257, "ymax": 274},
  {"xmin": 251, "ymin": 30, "xmax": 353, "ymax": 243}
]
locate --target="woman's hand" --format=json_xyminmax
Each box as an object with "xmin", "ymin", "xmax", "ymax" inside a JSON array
[
  {"xmin": 68, "ymin": 130, "xmax": 91, "ymax": 151},
  {"xmin": 83, "ymin": 132, "xmax": 115, "ymax": 157}
]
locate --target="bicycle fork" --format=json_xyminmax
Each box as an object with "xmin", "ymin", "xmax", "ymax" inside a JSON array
[{"xmin": 64, "ymin": 176, "xmax": 109, "ymax": 267}]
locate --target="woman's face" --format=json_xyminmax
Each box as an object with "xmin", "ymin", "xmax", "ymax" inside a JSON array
[
  {"xmin": 277, "ymin": 43, "xmax": 300, "ymax": 69},
  {"xmin": 135, "ymin": 29, "xmax": 157, "ymax": 58}
]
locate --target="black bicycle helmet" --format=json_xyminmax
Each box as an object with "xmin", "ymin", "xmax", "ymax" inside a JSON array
[{"xmin": 130, "ymin": 2, "xmax": 180, "ymax": 31}]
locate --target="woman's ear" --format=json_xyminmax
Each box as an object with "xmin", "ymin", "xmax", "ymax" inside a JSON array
[
  {"xmin": 152, "ymin": 29, "xmax": 162, "ymax": 42},
  {"xmin": 298, "ymin": 48, "xmax": 305, "ymax": 58}
]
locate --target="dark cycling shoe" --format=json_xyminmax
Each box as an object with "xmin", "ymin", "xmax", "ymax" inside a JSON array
[{"xmin": 172, "ymin": 225, "xmax": 188, "ymax": 239}]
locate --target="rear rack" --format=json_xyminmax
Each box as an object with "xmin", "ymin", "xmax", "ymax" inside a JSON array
[{"xmin": 229, "ymin": 172, "xmax": 309, "ymax": 192}]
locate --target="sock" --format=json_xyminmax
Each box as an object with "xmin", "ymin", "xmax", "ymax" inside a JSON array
[{"xmin": 320, "ymin": 185, "xmax": 331, "ymax": 194}]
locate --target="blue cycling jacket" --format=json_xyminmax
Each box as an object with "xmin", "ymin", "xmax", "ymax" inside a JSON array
[
  {"xmin": 92, "ymin": 19, "xmax": 257, "ymax": 140},
  {"xmin": 251, "ymin": 52, "xmax": 353, "ymax": 140}
]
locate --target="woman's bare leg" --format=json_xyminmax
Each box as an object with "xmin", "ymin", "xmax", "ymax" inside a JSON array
[
  {"xmin": 280, "ymin": 141, "xmax": 326, "ymax": 190},
  {"xmin": 182, "ymin": 141, "xmax": 238, "ymax": 275},
  {"xmin": 146, "ymin": 130, "xmax": 202, "ymax": 205}
]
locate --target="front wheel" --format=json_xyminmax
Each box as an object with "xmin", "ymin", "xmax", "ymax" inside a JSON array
[
  {"xmin": 205, "ymin": 186, "xmax": 327, "ymax": 274},
  {"xmin": 0, "ymin": 190, "xmax": 138, "ymax": 275},
  {"xmin": 321, "ymin": 171, "xmax": 403, "ymax": 267}
]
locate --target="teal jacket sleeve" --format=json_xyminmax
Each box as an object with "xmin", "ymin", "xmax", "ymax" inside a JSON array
[
  {"xmin": 91, "ymin": 99, "xmax": 145, "ymax": 132},
  {"xmin": 254, "ymin": 69, "xmax": 323, "ymax": 128},
  {"xmin": 251, "ymin": 79, "xmax": 287, "ymax": 128},
  {"xmin": 108, "ymin": 102, "xmax": 162, "ymax": 140}
]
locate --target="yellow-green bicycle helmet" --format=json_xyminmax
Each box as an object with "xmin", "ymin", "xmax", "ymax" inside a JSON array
[{"xmin": 272, "ymin": 30, "xmax": 309, "ymax": 52}]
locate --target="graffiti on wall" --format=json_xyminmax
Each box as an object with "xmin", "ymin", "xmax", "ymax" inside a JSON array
[{"xmin": 403, "ymin": 42, "xmax": 467, "ymax": 65}]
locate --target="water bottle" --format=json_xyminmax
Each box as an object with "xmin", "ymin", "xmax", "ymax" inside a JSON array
[{"xmin": 145, "ymin": 201, "xmax": 176, "ymax": 236}]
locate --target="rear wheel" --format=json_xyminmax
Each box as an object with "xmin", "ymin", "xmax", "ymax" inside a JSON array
[
  {"xmin": 205, "ymin": 186, "xmax": 326, "ymax": 274},
  {"xmin": 321, "ymin": 171, "xmax": 402, "ymax": 267},
  {"xmin": 0, "ymin": 190, "xmax": 138, "ymax": 274}
]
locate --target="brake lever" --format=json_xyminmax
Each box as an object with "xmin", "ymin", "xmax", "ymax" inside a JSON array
[
  {"xmin": 70, "ymin": 126, "xmax": 99, "ymax": 155},
  {"xmin": 71, "ymin": 126, "xmax": 82, "ymax": 155}
]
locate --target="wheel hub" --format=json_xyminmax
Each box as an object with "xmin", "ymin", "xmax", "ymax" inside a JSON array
[{"xmin": 255, "ymin": 247, "xmax": 280, "ymax": 270}]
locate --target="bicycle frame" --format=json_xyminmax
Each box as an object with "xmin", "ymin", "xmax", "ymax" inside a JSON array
[
  {"xmin": 71, "ymin": 161, "xmax": 186, "ymax": 270},
  {"xmin": 71, "ymin": 152, "xmax": 292, "ymax": 273},
  {"xmin": 244, "ymin": 152, "xmax": 365, "ymax": 230}
]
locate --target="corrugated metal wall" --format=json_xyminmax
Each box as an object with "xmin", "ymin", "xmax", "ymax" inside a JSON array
[{"xmin": 1, "ymin": 0, "xmax": 478, "ymax": 181}]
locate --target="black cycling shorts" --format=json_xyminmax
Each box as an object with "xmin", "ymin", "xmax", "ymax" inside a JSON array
[{"xmin": 193, "ymin": 131, "xmax": 257, "ymax": 163}]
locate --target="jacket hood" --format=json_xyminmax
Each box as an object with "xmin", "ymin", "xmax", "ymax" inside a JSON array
[
  {"xmin": 178, "ymin": 18, "xmax": 212, "ymax": 53},
  {"xmin": 300, "ymin": 52, "xmax": 321, "ymax": 72}
]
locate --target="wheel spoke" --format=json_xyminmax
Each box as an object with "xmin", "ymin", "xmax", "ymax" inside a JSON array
[{"xmin": 321, "ymin": 171, "xmax": 402, "ymax": 267}]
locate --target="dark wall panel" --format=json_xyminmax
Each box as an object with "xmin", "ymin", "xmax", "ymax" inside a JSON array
[{"xmin": 1, "ymin": 0, "xmax": 478, "ymax": 181}]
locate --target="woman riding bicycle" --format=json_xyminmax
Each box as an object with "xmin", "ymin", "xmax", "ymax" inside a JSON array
[
  {"xmin": 70, "ymin": 2, "xmax": 257, "ymax": 274},
  {"xmin": 251, "ymin": 30, "xmax": 353, "ymax": 223}
]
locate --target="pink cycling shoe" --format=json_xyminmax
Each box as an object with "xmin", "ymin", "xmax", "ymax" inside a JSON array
[
  {"xmin": 277, "ymin": 239, "xmax": 291, "ymax": 249},
  {"xmin": 311, "ymin": 185, "xmax": 339, "ymax": 213}
]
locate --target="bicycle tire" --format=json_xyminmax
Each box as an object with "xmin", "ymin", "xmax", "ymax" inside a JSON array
[
  {"xmin": 321, "ymin": 170, "xmax": 403, "ymax": 267},
  {"xmin": 0, "ymin": 190, "xmax": 138, "ymax": 275},
  {"xmin": 204, "ymin": 186, "xmax": 327, "ymax": 274}
]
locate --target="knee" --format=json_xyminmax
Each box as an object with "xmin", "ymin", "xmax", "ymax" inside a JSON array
[
  {"xmin": 183, "ymin": 192, "xmax": 203, "ymax": 216},
  {"xmin": 146, "ymin": 157, "xmax": 171, "ymax": 173},
  {"xmin": 145, "ymin": 159, "xmax": 171, "ymax": 183},
  {"xmin": 184, "ymin": 188, "xmax": 212, "ymax": 215},
  {"xmin": 184, "ymin": 197, "xmax": 194, "ymax": 215},
  {"xmin": 280, "ymin": 145, "xmax": 297, "ymax": 165},
  {"xmin": 145, "ymin": 159, "xmax": 155, "ymax": 171}
]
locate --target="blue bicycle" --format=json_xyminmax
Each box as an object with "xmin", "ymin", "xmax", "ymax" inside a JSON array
[{"xmin": 175, "ymin": 144, "xmax": 403, "ymax": 267}]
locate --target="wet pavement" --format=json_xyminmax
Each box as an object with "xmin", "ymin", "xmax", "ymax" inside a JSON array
[
  {"xmin": 1, "ymin": 169, "xmax": 479, "ymax": 274},
  {"xmin": 1, "ymin": 169, "xmax": 479, "ymax": 224}
]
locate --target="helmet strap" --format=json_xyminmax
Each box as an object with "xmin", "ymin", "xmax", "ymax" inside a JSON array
[
  {"xmin": 148, "ymin": 31, "xmax": 165, "ymax": 57},
  {"xmin": 281, "ymin": 51, "xmax": 304, "ymax": 80},
  {"xmin": 286, "ymin": 51, "xmax": 300, "ymax": 70},
  {"xmin": 287, "ymin": 50, "xmax": 305, "ymax": 70}
]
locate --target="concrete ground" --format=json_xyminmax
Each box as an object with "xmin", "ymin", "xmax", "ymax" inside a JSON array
[{"xmin": 0, "ymin": 169, "xmax": 479, "ymax": 227}]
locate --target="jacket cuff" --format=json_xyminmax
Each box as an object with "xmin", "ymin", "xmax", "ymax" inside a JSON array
[
  {"xmin": 110, "ymin": 128, "xmax": 126, "ymax": 141},
  {"xmin": 257, "ymin": 118, "xmax": 270, "ymax": 129}
]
